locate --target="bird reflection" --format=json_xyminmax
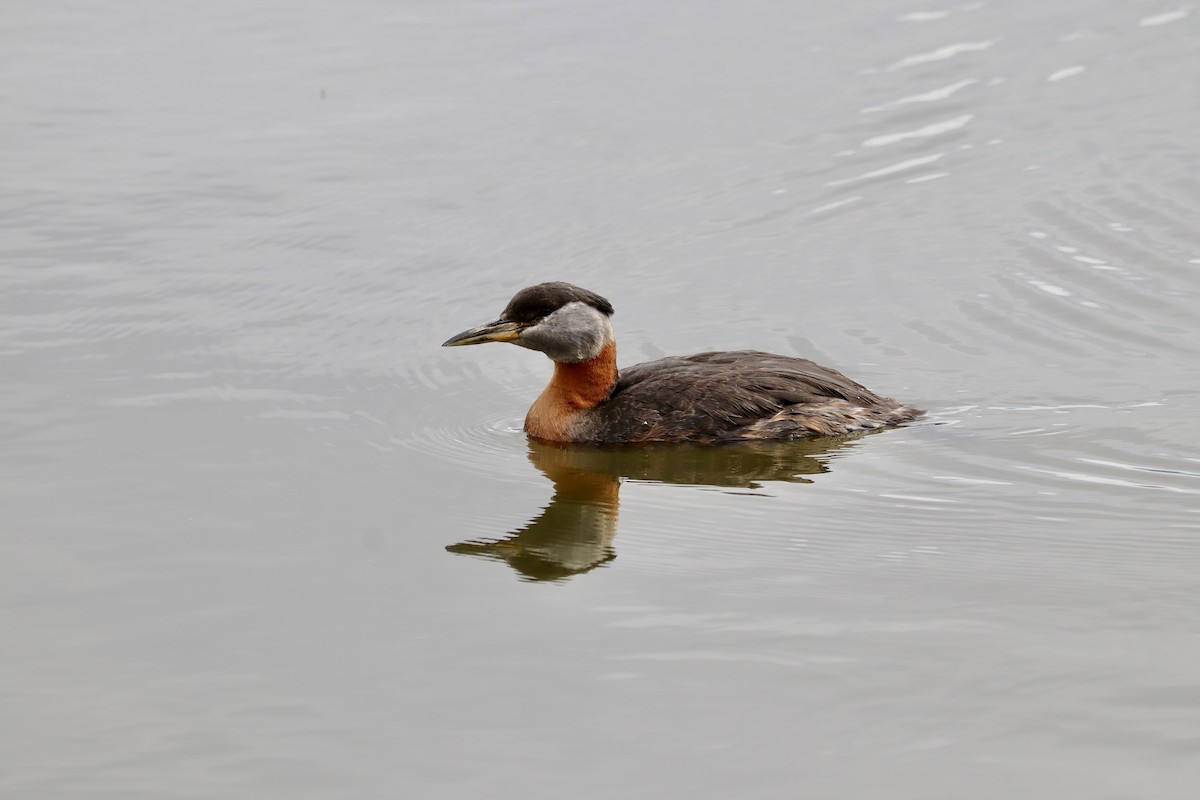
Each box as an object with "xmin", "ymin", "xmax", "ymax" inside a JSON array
[{"xmin": 447, "ymin": 435, "xmax": 865, "ymax": 582}]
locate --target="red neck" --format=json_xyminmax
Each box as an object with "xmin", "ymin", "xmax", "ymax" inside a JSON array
[{"xmin": 524, "ymin": 342, "xmax": 617, "ymax": 441}]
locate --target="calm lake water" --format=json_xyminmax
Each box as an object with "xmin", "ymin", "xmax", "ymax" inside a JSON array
[{"xmin": 3, "ymin": 1, "xmax": 1199, "ymax": 797}]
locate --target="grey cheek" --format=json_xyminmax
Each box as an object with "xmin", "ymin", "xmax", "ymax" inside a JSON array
[
  {"xmin": 518, "ymin": 327, "xmax": 592, "ymax": 362},
  {"xmin": 517, "ymin": 339, "xmax": 558, "ymax": 360},
  {"xmin": 554, "ymin": 333, "xmax": 590, "ymax": 362},
  {"xmin": 515, "ymin": 304, "xmax": 608, "ymax": 362},
  {"xmin": 565, "ymin": 328, "xmax": 604, "ymax": 362},
  {"xmin": 516, "ymin": 328, "xmax": 563, "ymax": 358}
]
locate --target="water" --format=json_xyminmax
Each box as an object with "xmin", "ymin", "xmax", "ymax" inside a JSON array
[{"xmin": 3, "ymin": 1, "xmax": 1199, "ymax": 797}]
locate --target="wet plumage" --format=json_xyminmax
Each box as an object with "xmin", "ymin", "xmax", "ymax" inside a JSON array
[
  {"xmin": 443, "ymin": 282, "xmax": 921, "ymax": 444},
  {"xmin": 587, "ymin": 350, "xmax": 916, "ymax": 443}
]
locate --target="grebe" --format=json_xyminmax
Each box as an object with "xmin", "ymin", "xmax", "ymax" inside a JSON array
[{"xmin": 442, "ymin": 282, "xmax": 921, "ymax": 444}]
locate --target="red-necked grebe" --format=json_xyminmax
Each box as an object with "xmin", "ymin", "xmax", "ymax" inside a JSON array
[{"xmin": 442, "ymin": 282, "xmax": 921, "ymax": 444}]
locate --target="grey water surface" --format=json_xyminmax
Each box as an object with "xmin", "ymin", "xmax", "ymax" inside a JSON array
[{"xmin": 3, "ymin": 1, "xmax": 1200, "ymax": 797}]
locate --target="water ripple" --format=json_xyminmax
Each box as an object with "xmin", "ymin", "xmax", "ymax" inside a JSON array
[{"xmin": 879, "ymin": 40, "xmax": 998, "ymax": 73}]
